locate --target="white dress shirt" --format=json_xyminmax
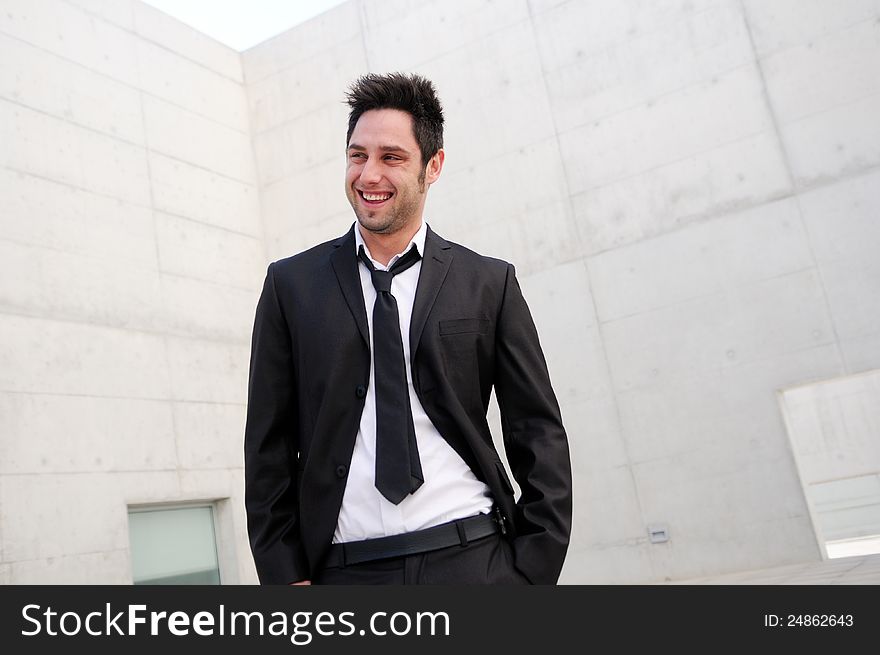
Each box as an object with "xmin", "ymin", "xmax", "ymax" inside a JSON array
[{"xmin": 333, "ymin": 221, "xmax": 493, "ymax": 543}]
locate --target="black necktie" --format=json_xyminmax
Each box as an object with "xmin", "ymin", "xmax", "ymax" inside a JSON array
[{"xmin": 358, "ymin": 244, "xmax": 424, "ymax": 504}]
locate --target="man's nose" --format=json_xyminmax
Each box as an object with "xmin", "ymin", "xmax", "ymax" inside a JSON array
[{"xmin": 360, "ymin": 157, "xmax": 382, "ymax": 184}]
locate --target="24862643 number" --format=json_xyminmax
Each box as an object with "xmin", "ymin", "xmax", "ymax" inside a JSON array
[{"xmin": 787, "ymin": 614, "xmax": 853, "ymax": 627}]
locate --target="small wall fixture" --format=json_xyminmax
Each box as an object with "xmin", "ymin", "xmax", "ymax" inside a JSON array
[{"xmin": 648, "ymin": 524, "xmax": 670, "ymax": 544}]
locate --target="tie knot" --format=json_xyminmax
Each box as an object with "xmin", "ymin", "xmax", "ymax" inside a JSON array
[
  {"xmin": 358, "ymin": 245, "xmax": 421, "ymax": 294},
  {"xmin": 370, "ymin": 269, "xmax": 393, "ymax": 293}
]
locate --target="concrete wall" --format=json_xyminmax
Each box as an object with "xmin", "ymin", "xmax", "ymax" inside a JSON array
[
  {"xmin": 2, "ymin": 0, "xmax": 879, "ymax": 584},
  {"xmin": 243, "ymin": 0, "xmax": 880, "ymax": 583},
  {"xmin": 0, "ymin": 0, "xmax": 263, "ymax": 583}
]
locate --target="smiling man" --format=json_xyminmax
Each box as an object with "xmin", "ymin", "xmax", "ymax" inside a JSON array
[{"xmin": 245, "ymin": 72, "xmax": 572, "ymax": 585}]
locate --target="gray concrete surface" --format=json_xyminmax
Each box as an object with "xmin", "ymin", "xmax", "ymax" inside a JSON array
[{"xmin": 2, "ymin": 0, "xmax": 879, "ymax": 584}]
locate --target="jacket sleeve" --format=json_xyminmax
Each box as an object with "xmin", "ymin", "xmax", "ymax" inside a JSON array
[
  {"xmin": 493, "ymin": 263, "xmax": 573, "ymax": 584},
  {"xmin": 244, "ymin": 262, "xmax": 309, "ymax": 584}
]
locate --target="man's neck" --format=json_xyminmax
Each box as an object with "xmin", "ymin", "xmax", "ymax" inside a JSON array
[{"xmin": 358, "ymin": 220, "xmax": 422, "ymax": 266}]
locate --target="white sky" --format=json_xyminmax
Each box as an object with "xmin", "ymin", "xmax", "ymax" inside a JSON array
[{"xmin": 140, "ymin": 0, "xmax": 349, "ymax": 51}]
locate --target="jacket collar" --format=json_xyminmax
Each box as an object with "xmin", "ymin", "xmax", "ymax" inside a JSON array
[{"xmin": 330, "ymin": 223, "xmax": 453, "ymax": 357}]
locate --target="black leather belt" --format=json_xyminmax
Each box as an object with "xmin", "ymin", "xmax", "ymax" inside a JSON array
[{"xmin": 323, "ymin": 512, "xmax": 501, "ymax": 568}]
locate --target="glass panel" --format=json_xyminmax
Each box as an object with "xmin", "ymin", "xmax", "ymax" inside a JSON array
[
  {"xmin": 128, "ymin": 506, "xmax": 221, "ymax": 585},
  {"xmin": 779, "ymin": 369, "xmax": 880, "ymax": 559}
]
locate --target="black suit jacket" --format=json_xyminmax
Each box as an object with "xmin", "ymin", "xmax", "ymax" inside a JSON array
[{"xmin": 244, "ymin": 225, "xmax": 572, "ymax": 584}]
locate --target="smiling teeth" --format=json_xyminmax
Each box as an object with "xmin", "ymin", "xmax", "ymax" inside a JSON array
[{"xmin": 363, "ymin": 192, "xmax": 391, "ymax": 201}]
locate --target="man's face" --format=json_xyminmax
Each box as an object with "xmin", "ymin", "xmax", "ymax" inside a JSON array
[{"xmin": 345, "ymin": 108, "xmax": 443, "ymax": 236}]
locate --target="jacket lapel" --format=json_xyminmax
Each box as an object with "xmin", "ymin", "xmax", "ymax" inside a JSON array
[
  {"xmin": 330, "ymin": 226, "xmax": 369, "ymax": 346},
  {"xmin": 410, "ymin": 225, "xmax": 453, "ymax": 359}
]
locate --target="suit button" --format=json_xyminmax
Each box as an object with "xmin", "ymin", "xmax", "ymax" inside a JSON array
[
  {"xmin": 335, "ymin": 465, "xmax": 347, "ymax": 478},
  {"xmin": 355, "ymin": 385, "xmax": 366, "ymax": 398}
]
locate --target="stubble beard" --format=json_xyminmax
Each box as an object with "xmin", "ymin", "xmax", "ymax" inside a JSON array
[{"xmin": 350, "ymin": 173, "xmax": 426, "ymax": 236}]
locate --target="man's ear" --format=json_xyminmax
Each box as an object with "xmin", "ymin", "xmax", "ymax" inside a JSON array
[{"xmin": 424, "ymin": 149, "xmax": 445, "ymax": 186}]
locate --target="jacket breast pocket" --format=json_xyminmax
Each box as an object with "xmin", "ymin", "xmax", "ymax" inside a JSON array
[
  {"xmin": 439, "ymin": 318, "xmax": 489, "ymax": 336},
  {"xmin": 436, "ymin": 318, "xmax": 490, "ymax": 401}
]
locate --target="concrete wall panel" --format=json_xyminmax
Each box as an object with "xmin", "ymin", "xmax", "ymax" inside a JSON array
[
  {"xmin": 571, "ymin": 464, "xmax": 646, "ymax": 550},
  {"xmin": 157, "ymin": 274, "xmax": 256, "ymax": 341},
  {"xmin": 252, "ymin": 102, "xmax": 347, "ymax": 186},
  {"xmin": 0, "ymin": 314, "xmax": 171, "ymax": 399},
  {"xmin": 560, "ymin": 65, "xmax": 775, "ymax": 194},
  {"xmin": 780, "ymin": 93, "xmax": 880, "ymax": 188},
  {"xmin": 155, "ymin": 213, "xmax": 264, "ymax": 291},
  {"xmin": 742, "ymin": 0, "xmax": 880, "ymax": 57},
  {"xmin": 242, "ymin": 1, "xmax": 362, "ymax": 84},
  {"xmin": 362, "ymin": 0, "xmax": 530, "ymax": 71},
  {"xmin": 261, "ymin": 158, "xmax": 349, "ymax": 233},
  {"xmin": 148, "ymin": 152, "xmax": 262, "ymax": 237},
  {"xmin": 1, "ymin": 471, "xmax": 177, "ymax": 562},
  {"xmin": 65, "ymin": 0, "xmax": 136, "ymax": 31},
  {"xmin": 141, "ymin": 95, "xmax": 256, "ymax": 184},
  {"xmin": 602, "ymin": 269, "xmax": 835, "ymax": 393},
  {"xmin": 1, "ymin": 99, "xmax": 151, "ymax": 206},
  {"xmin": 760, "ymin": 18, "xmax": 880, "ymax": 125},
  {"xmin": 0, "ymin": 168, "xmax": 157, "ymax": 268},
  {"xmin": 429, "ymin": 136, "xmax": 569, "ymax": 239},
  {"xmin": 0, "ymin": 32, "xmax": 145, "ymax": 144},
  {"xmin": 173, "ymin": 401, "xmax": 247, "ymax": 470},
  {"xmin": 7, "ymin": 549, "xmax": 131, "ymax": 584},
  {"xmin": 536, "ymin": 0, "xmax": 753, "ymax": 132},
  {"xmin": 135, "ymin": 38, "xmax": 249, "ymax": 132},
  {"xmin": 800, "ymin": 169, "xmax": 880, "ymax": 346},
  {"xmin": 519, "ymin": 260, "xmax": 603, "ymax": 403},
  {"xmin": 0, "ymin": 238, "xmax": 163, "ymax": 331},
  {"xmin": 418, "ymin": 20, "xmax": 556, "ymax": 170},
  {"xmin": 0, "ymin": 0, "xmax": 140, "ymax": 85},
  {"xmin": 448, "ymin": 200, "xmax": 580, "ymax": 277},
  {"xmin": 561, "ymin": 542, "xmax": 655, "ymax": 584},
  {"xmin": 164, "ymin": 336, "xmax": 249, "ymax": 404},
  {"xmin": 571, "ymin": 132, "xmax": 792, "ymax": 255},
  {"xmin": 587, "ymin": 198, "xmax": 814, "ymax": 322},
  {"xmin": 0, "ymin": 392, "xmax": 177, "ymax": 475},
  {"xmin": 1, "ymin": 0, "xmax": 258, "ymax": 585},
  {"xmin": 132, "ymin": 1, "xmax": 242, "ymax": 81},
  {"xmin": 247, "ymin": 36, "xmax": 367, "ymax": 134},
  {"xmin": 268, "ymin": 211, "xmax": 354, "ymax": 264}
]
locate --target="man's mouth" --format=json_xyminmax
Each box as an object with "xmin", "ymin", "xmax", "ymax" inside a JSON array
[{"xmin": 358, "ymin": 190, "xmax": 393, "ymax": 205}]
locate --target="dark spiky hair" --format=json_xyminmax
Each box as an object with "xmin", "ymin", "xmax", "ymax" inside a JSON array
[{"xmin": 344, "ymin": 72, "xmax": 444, "ymax": 167}]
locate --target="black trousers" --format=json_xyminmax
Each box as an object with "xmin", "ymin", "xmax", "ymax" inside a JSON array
[{"xmin": 314, "ymin": 533, "xmax": 531, "ymax": 585}]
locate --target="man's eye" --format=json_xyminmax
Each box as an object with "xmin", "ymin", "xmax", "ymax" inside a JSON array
[{"xmin": 350, "ymin": 153, "xmax": 366, "ymax": 160}]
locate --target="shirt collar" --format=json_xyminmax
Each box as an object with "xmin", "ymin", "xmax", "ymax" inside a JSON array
[{"xmin": 353, "ymin": 220, "xmax": 427, "ymax": 270}]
